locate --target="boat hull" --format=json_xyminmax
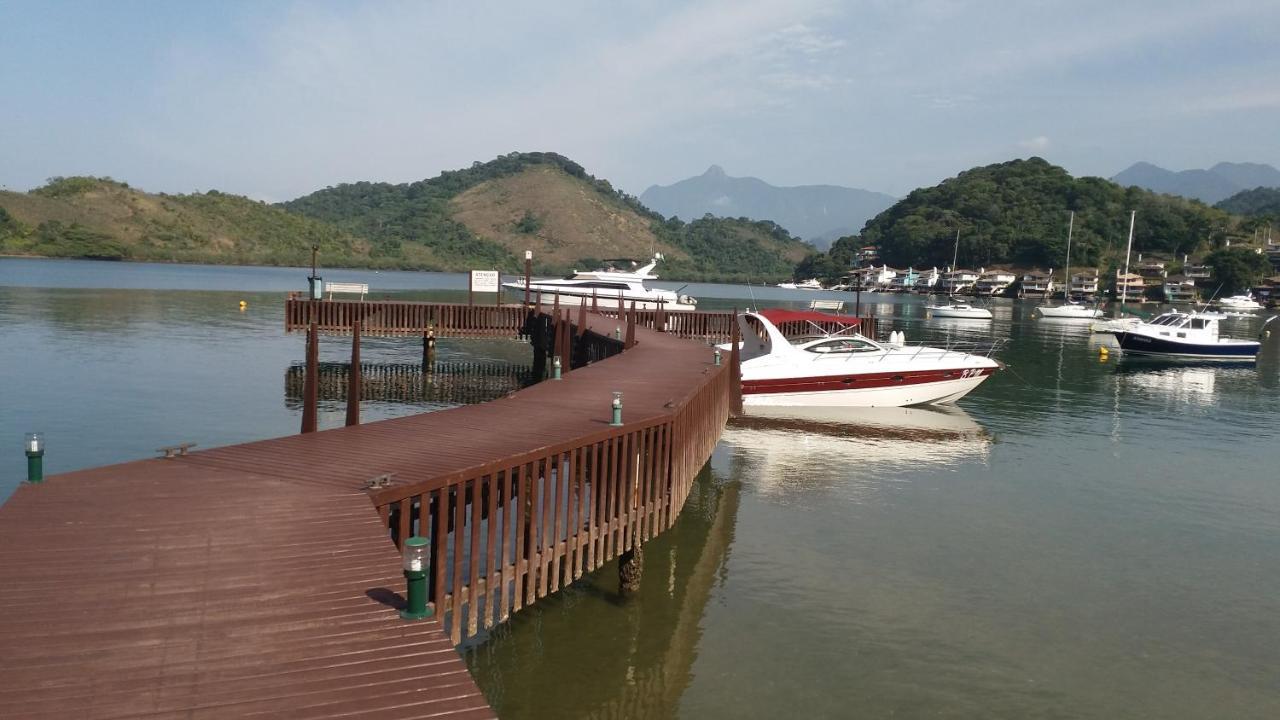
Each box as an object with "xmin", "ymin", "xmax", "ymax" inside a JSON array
[
  {"xmin": 1112, "ymin": 331, "xmax": 1259, "ymax": 360},
  {"xmin": 743, "ymin": 367, "xmax": 997, "ymax": 407},
  {"xmin": 927, "ymin": 307, "xmax": 993, "ymax": 319},
  {"xmin": 1036, "ymin": 305, "xmax": 1102, "ymax": 319}
]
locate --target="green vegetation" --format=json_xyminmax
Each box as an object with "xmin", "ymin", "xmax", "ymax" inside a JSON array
[
  {"xmin": 31, "ymin": 175, "xmax": 130, "ymax": 197},
  {"xmin": 1215, "ymin": 187, "xmax": 1280, "ymax": 219},
  {"xmin": 284, "ymin": 152, "xmax": 810, "ymax": 281},
  {"xmin": 820, "ymin": 158, "xmax": 1232, "ymax": 283},
  {"xmin": 1201, "ymin": 247, "xmax": 1273, "ymax": 296}
]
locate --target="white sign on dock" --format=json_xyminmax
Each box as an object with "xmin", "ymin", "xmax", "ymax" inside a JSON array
[{"xmin": 470, "ymin": 270, "xmax": 500, "ymax": 293}]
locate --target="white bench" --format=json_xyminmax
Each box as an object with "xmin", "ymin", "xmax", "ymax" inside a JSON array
[
  {"xmin": 326, "ymin": 281, "xmax": 369, "ymax": 301},
  {"xmin": 808, "ymin": 299, "xmax": 845, "ymax": 313}
]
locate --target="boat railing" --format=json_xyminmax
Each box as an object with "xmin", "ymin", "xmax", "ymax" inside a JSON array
[{"xmin": 890, "ymin": 338, "xmax": 1009, "ymax": 361}]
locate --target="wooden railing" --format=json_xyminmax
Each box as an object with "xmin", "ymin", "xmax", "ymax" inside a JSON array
[
  {"xmin": 365, "ymin": 323, "xmax": 734, "ymax": 644},
  {"xmin": 285, "ymin": 298, "xmax": 527, "ymax": 337},
  {"xmin": 287, "ymin": 298, "xmax": 877, "ymax": 342}
]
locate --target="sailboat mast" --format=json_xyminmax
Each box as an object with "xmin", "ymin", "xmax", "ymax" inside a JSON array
[
  {"xmin": 951, "ymin": 228, "xmax": 960, "ymax": 297},
  {"xmin": 1120, "ymin": 210, "xmax": 1135, "ymax": 305},
  {"xmin": 1064, "ymin": 210, "xmax": 1074, "ymax": 301}
]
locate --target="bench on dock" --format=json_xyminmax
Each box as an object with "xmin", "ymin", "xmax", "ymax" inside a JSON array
[
  {"xmin": 326, "ymin": 281, "xmax": 369, "ymax": 301},
  {"xmin": 808, "ymin": 299, "xmax": 845, "ymax": 313},
  {"xmin": 156, "ymin": 442, "xmax": 197, "ymax": 458}
]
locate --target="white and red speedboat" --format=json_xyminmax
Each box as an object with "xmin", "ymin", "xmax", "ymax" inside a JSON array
[{"xmin": 723, "ymin": 310, "xmax": 1002, "ymax": 408}]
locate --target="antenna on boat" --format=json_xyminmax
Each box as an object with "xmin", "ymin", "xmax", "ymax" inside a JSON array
[{"xmin": 746, "ymin": 278, "xmax": 758, "ymax": 312}]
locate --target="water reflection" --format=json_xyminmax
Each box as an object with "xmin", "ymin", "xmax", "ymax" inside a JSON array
[
  {"xmin": 722, "ymin": 406, "xmax": 991, "ymax": 501},
  {"xmin": 464, "ymin": 467, "xmax": 740, "ymax": 720}
]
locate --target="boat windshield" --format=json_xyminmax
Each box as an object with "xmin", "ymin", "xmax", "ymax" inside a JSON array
[
  {"xmin": 1150, "ymin": 314, "xmax": 1184, "ymax": 326},
  {"xmin": 804, "ymin": 338, "xmax": 880, "ymax": 354}
]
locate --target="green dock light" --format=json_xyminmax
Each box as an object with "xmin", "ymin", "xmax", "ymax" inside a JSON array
[
  {"xmin": 400, "ymin": 536, "xmax": 432, "ymax": 620},
  {"xmin": 714, "ymin": 348, "xmax": 722, "ymax": 366},
  {"xmin": 552, "ymin": 355, "xmax": 562, "ymax": 380},
  {"xmin": 24, "ymin": 432, "xmax": 44, "ymax": 484},
  {"xmin": 615, "ymin": 326, "xmax": 622, "ymax": 340},
  {"xmin": 610, "ymin": 391, "xmax": 624, "ymax": 426}
]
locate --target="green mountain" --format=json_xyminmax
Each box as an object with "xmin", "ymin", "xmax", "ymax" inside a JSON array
[
  {"xmin": 0, "ymin": 177, "xmax": 373, "ymax": 266},
  {"xmin": 1215, "ymin": 187, "xmax": 1280, "ymax": 218},
  {"xmin": 282, "ymin": 152, "xmax": 813, "ymax": 281},
  {"xmin": 828, "ymin": 157, "xmax": 1232, "ymax": 273},
  {"xmin": 1, "ymin": 155, "xmax": 813, "ymax": 282}
]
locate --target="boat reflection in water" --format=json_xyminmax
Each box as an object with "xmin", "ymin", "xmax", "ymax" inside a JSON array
[{"xmin": 722, "ymin": 405, "xmax": 992, "ymax": 500}]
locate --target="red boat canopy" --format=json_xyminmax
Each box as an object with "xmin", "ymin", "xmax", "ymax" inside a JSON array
[{"xmin": 757, "ymin": 308, "xmax": 862, "ymax": 327}]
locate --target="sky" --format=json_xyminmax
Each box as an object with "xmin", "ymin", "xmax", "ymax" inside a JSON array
[{"xmin": 2, "ymin": 0, "xmax": 1278, "ymax": 202}]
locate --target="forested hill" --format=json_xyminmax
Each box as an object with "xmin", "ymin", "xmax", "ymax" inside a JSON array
[
  {"xmin": 0, "ymin": 154, "xmax": 814, "ymax": 281},
  {"xmin": 1215, "ymin": 187, "xmax": 1280, "ymax": 219},
  {"xmin": 0, "ymin": 177, "xmax": 372, "ymax": 266},
  {"xmin": 282, "ymin": 152, "xmax": 814, "ymax": 281},
  {"xmin": 829, "ymin": 157, "xmax": 1230, "ymax": 271}
]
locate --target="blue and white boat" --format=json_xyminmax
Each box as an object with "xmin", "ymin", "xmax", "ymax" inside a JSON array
[{"xmin": 1112, "ymin": 311, "xmax": 1260, "ymax": 361}]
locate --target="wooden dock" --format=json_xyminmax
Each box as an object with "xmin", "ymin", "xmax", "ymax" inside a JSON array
[{"xmin": 0, "ymin": 302, "xmax": 739, "ymax": 718}]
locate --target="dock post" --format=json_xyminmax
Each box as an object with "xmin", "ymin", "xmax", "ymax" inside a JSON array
[
  {"xmin": 730, "ymin": 309, "xmax": 743, "ymax": 416},
  {"xmin": 423, "ymin": 327, "xmax": 436, "ymax": 369},
  {"xmin": 301, "ymin": 322, "xmax": 319, "ymax": 434},
  {"xmin": 624, "ymin": 302, "xmax": 636, "ymax": 349},
  {"xmin": 346, "ymin": 321, "xmax": 362, "ymax": 427},
  {"xmin": 524, "ymin": 250, "xmax": 532, "ymax": 307},
  {"xmin": 619, "ymin": 536, "xmax": 643, "ymax": 596}
]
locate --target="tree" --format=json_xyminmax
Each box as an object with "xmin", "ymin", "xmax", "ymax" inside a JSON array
[{"xmin": 1202, "ymin": 247, "xmax": 1272, "ymax": 296}]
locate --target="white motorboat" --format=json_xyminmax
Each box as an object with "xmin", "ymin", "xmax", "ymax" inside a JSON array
[
  {"xmin": 1111, "ymin": 310, "xmax": 1260, "ymax": 361},
  {"xmin": 1036, "ymin": 211, "xmax": 1103, "ymax": 320},
  {"xmin": 777, "ymin": 278, "xmax": 824, "ymax": 290},
  {"xmin": 503, "ymin": 253, "xmax": 697, "ymax": 311},
  {"xmin": 926, "ymin": 300, "xmax": 993, "ymax": 319},
  {"xmin": 1216, "ymin": 293, "xmax": 1263, "ymax": 310},
  {"xmin": 720, "ymin": 310, "xmax": 1002, "ymax": 407}
]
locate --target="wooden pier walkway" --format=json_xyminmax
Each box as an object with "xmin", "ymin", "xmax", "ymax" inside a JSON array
[{"xmin": 0, "ymin": 302, "xmax": 738, "ymax": 718}]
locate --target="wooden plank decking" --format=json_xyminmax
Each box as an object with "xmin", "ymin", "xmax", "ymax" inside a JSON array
[{"xmin": 0, "ymin": 304, "xmax": 735, "ymax": 718}]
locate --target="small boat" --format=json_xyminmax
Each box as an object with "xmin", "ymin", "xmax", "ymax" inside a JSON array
[
  {"xmin": 927, "ymin": 300, "xmax": 994, "ymax": 319},
  {"xmin": 1216, "ymin": 293, "xmax": 1263, "ymax": 310},
  {"xmin": 928, "ymin": 227, "xmax": 993, "ymax": 319},
  {"xmin": 502, "ymin": 253, "xmax": 697, "ymax": 311},
  {"xmin": 1111, "ymin": 310, "xmax": 1260, "ymax": 361},
  {"xmin": 1037, "ymin": 302, "xmax": 1103, "ymax": 320},
  {"xmin": 721, "ymin": 309, "xmax": 1002, "ymax": 407},
  {"xmin": 777, "ymin": 278, "xmax": 824, "ymax": 290},
  {"xmin": 1036, "ymin": 211, "xmax": 1103, "ymax": 320}
]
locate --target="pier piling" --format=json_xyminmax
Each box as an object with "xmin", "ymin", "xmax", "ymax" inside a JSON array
[
  {"xmin": 346, "ymin": 321, "xmax": 362, "ymax": 427},
  {"xmin": 301, "ymin": 322, "xmax": 319, "ymax": 434}
]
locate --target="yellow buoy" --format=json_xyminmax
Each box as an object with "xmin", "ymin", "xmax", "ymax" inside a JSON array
[{"xmin": 239, "ymin": 300, "xmax": 248, "ymax": 311}]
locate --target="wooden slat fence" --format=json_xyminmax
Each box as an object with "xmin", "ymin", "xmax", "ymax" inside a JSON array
[
  {"xmin": 365, "ymin": 324, "xmax": 734, "ymax": 644},
  {"xmin": 288, "ymin": 299, "xmax": 877, "ymax": 342}
]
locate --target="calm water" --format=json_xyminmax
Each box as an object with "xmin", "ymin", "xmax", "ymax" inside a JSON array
[{"xmin": 4, "ymin": 257, "xmax": 1280, "ymax": 718}]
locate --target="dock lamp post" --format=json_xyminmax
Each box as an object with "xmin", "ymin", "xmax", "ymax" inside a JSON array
[
  {"xmin": 610, "ymin": 391, "xmax": 624, "ymax": 426},
  {"xmin": 400, "ymin": 536, "xmax": 432, "ymax": 620},
  {"xmin": 552, "ymin": 356, "xmax": 562, "ymax": 380},
  {"xmin": 714, "ymin": 348, "xmax": 722, "ymax": 366},
  {"xmin": 25, "ymin": 433, "xmax": 44, "ymax": 484}
]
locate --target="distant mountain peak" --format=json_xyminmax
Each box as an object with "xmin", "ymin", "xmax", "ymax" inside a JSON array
[
  {"xmin": 1112, "ymin": 160, "xmax": 1280, "ymax": 204},
  {"xmin": 641, "ymin": 166, "xmax": 895, "ymax": 249}
]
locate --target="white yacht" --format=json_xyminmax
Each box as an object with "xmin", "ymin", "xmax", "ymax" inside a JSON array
[
  {"xmin": 719, "ymin": 310, "xmax": 1002, "ymax": 407},
  {"xmin": 503, "ymin": 254, "xmax": 697, "ymax": 311},
  {"xmin": 1216, "ymin": 293, "xmax": 1263, "ymax": 310},
  {"xmin": 777, "ymin": 278, "xmax": 825, "ymax": 290}
]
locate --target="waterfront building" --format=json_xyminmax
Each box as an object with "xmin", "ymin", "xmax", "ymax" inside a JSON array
[
  {"xmin": 1115, "ymin": 272, "xmax": 1146, "ymax": 300},
  {"xmin": 1163, "ymin": 275, "xmax": 1200, "ymax": 303},
  {"xmin": 1184, "ymin": 263, "xmax": 1212, "ymax": 280},
  {"xmin": 1020, "ymin": 270, "xmax": 1055, "ymax": 298},
  {"xmin": 938, "ymin": 268, "xmax": 980, "ymax": 294},
  {"xmin": 975, "ymin": 270, "xmax": 1017, "ymax": 296},
  {"xmin": 1070, "ymin": 270, "xmax": 1100, "ymax": 299}
]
